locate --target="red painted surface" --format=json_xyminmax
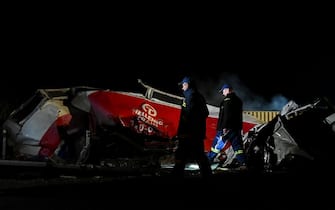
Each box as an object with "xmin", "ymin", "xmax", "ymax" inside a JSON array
[
  {"xmin": 88, "ymin": 91, "xmax": 182, "ymax": 139},
  {"xmin": 39, "ymin": 122, "xmax": 61, "ymax": 157},
  {"xmin": 37, "ymin": 90, "xmax": 260, "ymax": 157},
  {"xmin": 39, "ymin": 114, "xmax": 72, "ymax": 157},
  {"xmin": 88, "ymin": 90, "xmax": 259, "ymax": 152},
  {"xmin": 56, "ymin": 114, "xmax": 72, "ymax": 126}
]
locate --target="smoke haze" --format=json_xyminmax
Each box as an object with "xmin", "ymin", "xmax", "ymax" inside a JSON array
[{"xmin": 194, "ymin": 72, "xmax": 288, "ymax": 111}]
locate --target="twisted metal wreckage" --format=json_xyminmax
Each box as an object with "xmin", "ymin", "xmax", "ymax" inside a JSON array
[{"xmin": 1, "ymin": 79, "xmax": 334, "ymax": 177}]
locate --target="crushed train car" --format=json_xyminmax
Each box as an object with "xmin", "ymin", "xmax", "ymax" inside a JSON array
[
  {"xmin": 1, "ymin": 79, "xmax": 261, "ymax": 176},
  {"xmin": 5, "ymin": 79, "xmax": 331, "ymax": 174},
  {"xmin": 243, "ymin": 98, "xmax": 335, "ymax": 172}
]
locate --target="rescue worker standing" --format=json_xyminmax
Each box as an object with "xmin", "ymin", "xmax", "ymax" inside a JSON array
[
  {"xmin": 172, "ymin": 76, "xmax": 212, "ymax": 178},
  {"xmin": 207, "ymin": 84, "xmax": 247, "ymax": 169}
]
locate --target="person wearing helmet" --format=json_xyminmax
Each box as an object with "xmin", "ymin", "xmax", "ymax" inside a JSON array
[
  {"xmin": 172, "ymin": 76, "xmax": 212, "ymax": 178},
  {"xmin": 208, "ymin": 83, "xmax": 247, "ymax": 170}
]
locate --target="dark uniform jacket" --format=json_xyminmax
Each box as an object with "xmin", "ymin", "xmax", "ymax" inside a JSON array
[
  {"xmin": 178, "ymin": 88, "xmax": 209, "ymax": 140},
  {"xmin": 216, "ymin": 92, "xmax": 243, "ymax": 131}
]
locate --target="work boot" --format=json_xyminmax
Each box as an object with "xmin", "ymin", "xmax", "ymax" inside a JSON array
[{"xmin": 235, "ymin": 163, "xmax": 248, "ymax": 171}]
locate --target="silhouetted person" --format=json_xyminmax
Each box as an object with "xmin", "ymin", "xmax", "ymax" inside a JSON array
[{"xmin": 172, "ymin": 76, "xmax": 212, "ymax": 178}]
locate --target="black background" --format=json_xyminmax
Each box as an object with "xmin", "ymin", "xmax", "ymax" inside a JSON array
[{"xmin": 2, "ymin": 7, "xmax": 334, "ymax": 109}]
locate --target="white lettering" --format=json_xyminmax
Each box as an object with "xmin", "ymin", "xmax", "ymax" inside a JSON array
[
  {"xmin": 133, "ymin": 103, "xmax": 164, "ymax": 127},
  {"xmin": 142, "ymin": 103, "xmax": 157, "ymax": 117}
]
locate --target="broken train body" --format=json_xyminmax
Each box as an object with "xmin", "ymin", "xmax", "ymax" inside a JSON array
[
  {"xmin": 2, "ymin": 81, "xmax": 184, "ymax": 174},
  {"xmin": 2, "ymin": 79, "xmax": 334, "ymax": 175},
  {"xmin": 243, "ymin": 98, "xmax": 335, "ymax": 172},
  {"xmin": 1, "ymin": 80, "xmax": 261, "ymax": 175}
]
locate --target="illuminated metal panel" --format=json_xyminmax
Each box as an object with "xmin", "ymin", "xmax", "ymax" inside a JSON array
[{"xmin": 243, "ymin": 111, "xmax": 279, "ymax": 123}]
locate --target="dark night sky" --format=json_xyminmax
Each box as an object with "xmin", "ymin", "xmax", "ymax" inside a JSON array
[
  {"xmin": 2, "ymin": 52, "xmax": 334, "ymax": 111},
  {"xmin": 2, "ymin": 10, "xmax": 334, "ymax": 111}
]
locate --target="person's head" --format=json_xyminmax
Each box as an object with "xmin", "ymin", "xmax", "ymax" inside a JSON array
[
  {"xmin": 219, "ymin": 83, "xmax": 232, "ymax": 96},
  {"xmin": 179, "ymin": 76, "xmax": 194, "ymax": 91}
]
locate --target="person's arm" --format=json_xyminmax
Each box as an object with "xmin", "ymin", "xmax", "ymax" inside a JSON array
[{"xmin": 223, "ymin": 96, "xmax": 234, "ymax": 131}]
